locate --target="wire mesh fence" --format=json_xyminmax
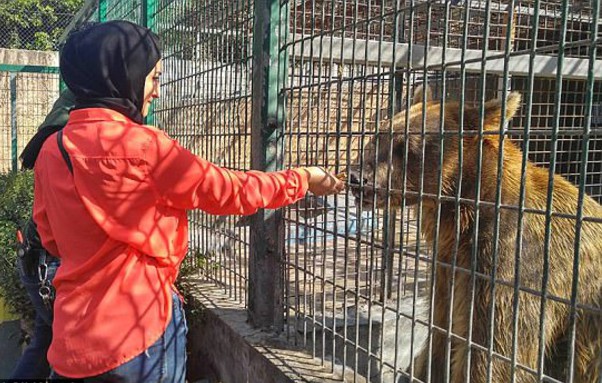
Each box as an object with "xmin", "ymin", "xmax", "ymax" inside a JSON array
[
  {"xmin": 154, "ymin": 0, "xmax": 255, "ymax": 305},
  {"xmin": 0, "ymin": 0, "xmax": 85, "ymax": 172},
  {"xmin": 281, "ymin": 4, "xmax": 602, "ymax": 383},
  {"xmin": 0, "ymin": 1, "xmax": 84, "ymax": 51},
  {"xmin": 45, "ymin": 0, "xmax": 602, "ymax": 382},
  {"xmin": 0, "ymin": 68, "xmax": 60, "ymax": 172},
  {"xmin": 284, "ymin": 2, "xmax": 601, "ymax": 382},
  {"xmin": 100, "ymin": 0, "xmax": 143, "ymax": 23}
]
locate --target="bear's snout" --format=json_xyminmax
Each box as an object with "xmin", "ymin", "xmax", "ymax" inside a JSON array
[
  {"xmin": 348, "ymin": 170, "xmax": 379, "ymax": 209},
  {"xmin": 348, "ymin": 171, "xmax": 367, "ymax": 187}
]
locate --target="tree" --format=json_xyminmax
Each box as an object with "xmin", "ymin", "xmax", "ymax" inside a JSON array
[{"xmin": 0, "ymin": 0, "xmax": 84, "ymax": 51}]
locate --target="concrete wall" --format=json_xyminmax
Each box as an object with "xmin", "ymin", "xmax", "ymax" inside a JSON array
[
  {"xmin": 0, "ymin": 48, "xmax": 58, "ymax": 67},
  {"xmin": 0, "ymin": 48, "xmax": 60, "ymax": 172},
  {"xmin": 187, "ymin": 282, "xmax": 367, "ymax": 383}
]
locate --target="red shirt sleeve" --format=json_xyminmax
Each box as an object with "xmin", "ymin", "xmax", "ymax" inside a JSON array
[{"xmin": 146, "ymin": 130, "xmax": 309, "ymax": 214}]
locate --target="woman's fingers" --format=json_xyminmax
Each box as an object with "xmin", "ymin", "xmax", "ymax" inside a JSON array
[{"xmin": 304, "ymin": 167, "xmax": 346, "ymax": 196}]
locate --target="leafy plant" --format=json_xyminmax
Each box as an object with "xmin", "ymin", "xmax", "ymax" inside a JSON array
[
  {"xmin": 0, "ymin": 170, "xmax": 35, "ymax": 321},
  {"xmin": 176, "ymin": 249, "xmax": 211, "ymax": 320},
  {"xmin": 0, "ymin": 0, "xmax": 84, "ymax": 50}
]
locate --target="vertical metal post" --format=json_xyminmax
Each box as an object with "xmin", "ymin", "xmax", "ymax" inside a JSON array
[
  {"xmin": 249, "ymin": 0, "xmax": 289, "ymax": 330},
  {"xmin": 381, "ymin": 209, "xmax": 396, "ymax": 302},
  {"xmin": 142, "ymin": 0, "xmax": 156, "ymax": 28},
  {"xmin": 565, "ymin": 1, "xmax": 599, "ymax": 380},
  {"xmin": 98, "ymin": 0, "xmax": 107, "ymax": 22},
  {"xmin": 10, "ymin": 72, "xmax": 17, "ymax": 172},
  {"xmin": 143, "ymin": 0, "xmax": 157, "ymax": 126},
  {"xmin": 393, "ymin": 71, "xmax": 404, "ymax": 116}
]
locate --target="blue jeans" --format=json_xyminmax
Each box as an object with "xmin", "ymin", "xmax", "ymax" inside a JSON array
[
  {"xmin": 51, "ymin": 292, "xmax": 187, "ymax": 383},
  {"xmin": 11, "ymin": 252, "xmax": 60, "ymax": 379}
]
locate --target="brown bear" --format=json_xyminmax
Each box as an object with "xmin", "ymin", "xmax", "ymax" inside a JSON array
[{"xmin": 350, "ymin": 85, "xmax": 601, "ymax": 383}]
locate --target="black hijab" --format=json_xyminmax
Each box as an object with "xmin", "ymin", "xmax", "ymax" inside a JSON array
[{"xmin": 20, "ymin": 20, "xmax": 161, "ymax": 169}]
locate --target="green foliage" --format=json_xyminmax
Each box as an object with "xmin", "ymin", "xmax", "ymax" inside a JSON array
[
  {"xmin": 0, "ymin": 170, "xmax": 35, "ymax": 320},
  {"xmin": 0, "ymin": 0, "xmax": 84, "ymax": 50},
  {"xmin": 175, "ymin": 250, "xmax": 208, "ymax": 294},
  {"xmin": 175, "ymin": 250, "xmax": 211, "ymax": 320}
]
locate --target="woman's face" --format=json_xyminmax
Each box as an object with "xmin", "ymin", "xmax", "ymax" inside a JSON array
[{"xmin": 142, "ymin": 59, "xmax": 162, "ymax": 117}]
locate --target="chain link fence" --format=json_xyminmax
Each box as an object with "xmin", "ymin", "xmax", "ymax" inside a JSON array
[
  {"xmin": 0, "ymin": 1, "xmax": 84, "ymax": 171},
  {"xmin": 0, "ymin": 68, "xmax": 60, "ymax": 172},
  {"xmin": 0, "ymin": 1, "xmax": 84, "ymax": 51}
]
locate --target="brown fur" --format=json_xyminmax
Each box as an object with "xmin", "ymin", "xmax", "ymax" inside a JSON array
[{"xmin": 352, "ymin": 86, "xmax": 602, "ymax": 382}]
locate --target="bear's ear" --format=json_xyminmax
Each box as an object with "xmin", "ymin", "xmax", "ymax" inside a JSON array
[
  {"xmin": 483, "ymin": 92, "xmax": 522, "ymax": 127},
  {"xmin": 412, "ymin": 83, "xmax": 433, "ymax": 105}
]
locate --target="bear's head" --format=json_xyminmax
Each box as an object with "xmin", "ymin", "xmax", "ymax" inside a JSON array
[{"xmin": 350, "ymin": 85, "xmax": 521, "ymax": 210}]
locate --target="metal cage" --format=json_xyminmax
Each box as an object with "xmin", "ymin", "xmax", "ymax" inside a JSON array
[{"xmin": 54, "ymin": 0, "xmax": 602, "ymax": 382}]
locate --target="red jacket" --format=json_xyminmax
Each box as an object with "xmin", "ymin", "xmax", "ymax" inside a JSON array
[{"xmin": 33, "ymin": 108, "xmax": 308, "ymax": 377}]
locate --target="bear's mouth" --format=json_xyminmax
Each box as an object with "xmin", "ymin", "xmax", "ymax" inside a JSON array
[
  {"xmin": 350, "ymin": 184, "xmax": 419, "ymax": 210},
  {"xmin": 351, "ymin": 184, "xmax": 390, "ymax": 209},
  {"xmin": 348, "ymin": 169, "xmax": 418, "ymax": 209}
]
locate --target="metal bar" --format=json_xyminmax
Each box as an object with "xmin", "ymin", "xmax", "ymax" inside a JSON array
[
  {"xmin": 446, "ymin": 1, "xmax": 472, "ymax": 381},
  {"xmin": 286, "ymin": 0, "xmax": 301, "ymax": 348},
  {"xmin": 0, "ymin": 64, "xmax": 59, "ymax": 74},
  {"xmin": 333, "ymin": 0, "xmax": 351, "ymax": 377},
  {"xmin": 377, "ymin": 2, "xmax": 392, "ymax": 309},
  {"xmin": 248, "ymin": 0, "xmax": 289, "ymax": 330},
  {"xmin": 513, "ymin": 14, "xmax": 534, "ymax": 383},
  {"xmin": 299, "ymin": 0, "xmax": 309, "ymax": 353},
  {"xmin": 402, "ymin": 1, "xmax": 450, "ymax": 381},
  {"xmin": 10, "ymin": 72, "xmax": 17, "ymax": 172},
  {"xmin": 304, "ymin": 0, "xmax": 318, "ymax": 360},
  {"xmin": 399, "ymin": 2, "xmax": 419, "ymax": 380},
  {"xmin": 307, "ymin": 0, "xmax": 329, "ymax": 366},
  {"xmin": 390, "ymin": 5, "xmax": 406, "ymax": 377},
  {"xmin": 346, "ymin": 1, "xmax": 362, "ymax": 379},
  {"xmin": 373, "ymin": 2, "xmax": 391, "ymax": 380},
  {"xmin": 98, "ymin": 0, "xmax": 107, "ymax": 22},
  {"xmin": 537, "ymin": 0, "xmax": 569, "ymax": 379},
  {"xmin": 142, "ymin": 0, "xmax": 156, "ymax": 29},
  {"xmin": 488, "ymin": 1, "xmax": 518, "ymax": 382},
  {"xmin": 289, "ymin": 36, "xmax": 602, "ymax": 80},
  {"xmin": 566, "ymin": 1, "xmax": 600, "ymax": 380},
  {"xmin": 467, "ymin": 0, "xmax": 494, "ymax": 380},
  {"xmin": 143, "ymin": 0, "xmax": 157, "ymax": 126},
  {"xmin": 313, "ymin": 0, "xmax": 326, "ymax": 367},
  {"xmin": 385, "ymin": 210, "xmax": 396, "ymax": 301}
]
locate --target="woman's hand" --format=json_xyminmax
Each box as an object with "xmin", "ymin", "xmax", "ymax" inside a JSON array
[{"xmin": 301, "ymin": 167, "xmax": 346, "ymax": 196}]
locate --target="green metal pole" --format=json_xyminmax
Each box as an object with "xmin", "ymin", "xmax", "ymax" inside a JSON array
[
  {"xmin": 10, "ymin": 72, "xmax": 17, "ymax": 172},
  {"xmin": 0, "ymin": 64, "xmax": 59, "ymax": 73},
  {"xmin": 98, "ymin": 0, "xmax": 107, "ymax": 22},
  {"xmin": 143, "ymin": 0, "xmax": 157, "ymax": 126},
  {"xmin": 248, "ymin": 0, "xmax": 289, "ymax": 330},
  {"xmin": 143, "ymin": 0, "xmax": 156, "ymax": 29}
]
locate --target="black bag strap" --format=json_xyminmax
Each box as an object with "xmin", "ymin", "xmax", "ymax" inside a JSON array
[{"xmin": 56, "ymin": 130, "xmax": 73, "ymax": 174}]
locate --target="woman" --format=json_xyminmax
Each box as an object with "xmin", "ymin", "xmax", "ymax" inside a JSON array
[
  {"xmin": 27, "ymin": 20, "xmax": 344, "ymax": 382},
  {"xmin": 11, "ymin": 88, "xmax": 75, "ymax": 379},
  {"xmin": 13, "ymin": 21, "xmax": 98, "ymax": 379}
]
